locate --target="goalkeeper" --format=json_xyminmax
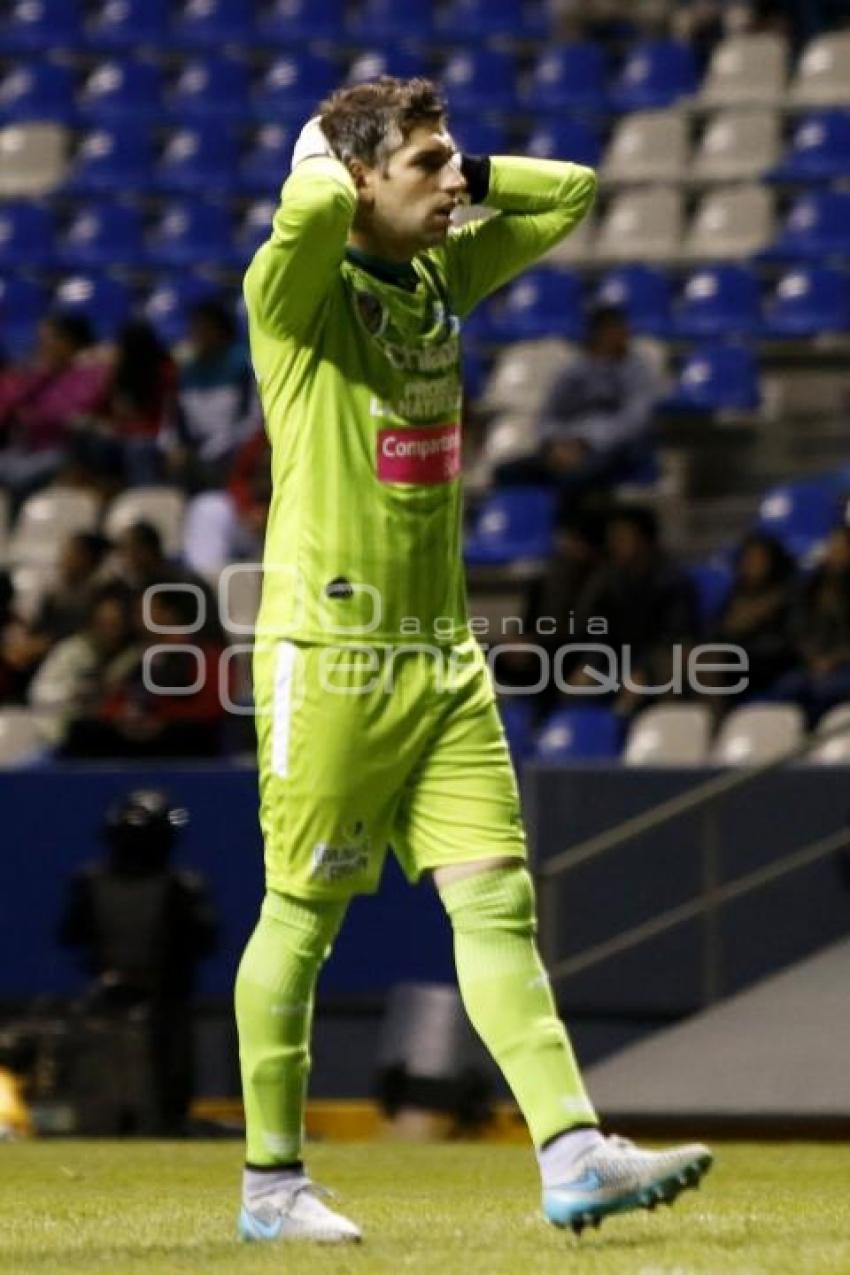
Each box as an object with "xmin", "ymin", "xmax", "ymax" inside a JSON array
[{"xmin": 235, "ymin": 76, "xmax": 711, "ymax": 1245}]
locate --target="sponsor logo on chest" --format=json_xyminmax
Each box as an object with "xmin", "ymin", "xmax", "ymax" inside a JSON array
[{"xmin": 377, "ymin": 420, "xmax": 461, "ymax": 486}]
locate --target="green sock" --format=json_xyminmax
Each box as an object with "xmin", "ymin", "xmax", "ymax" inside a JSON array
[
  {"xmin": 440, "ymin": 865, "xmax": 597, "ymax": 1148},
  {"xmin": 234, "ymin": 890, "xmax": 347, "ymax": 1166}
]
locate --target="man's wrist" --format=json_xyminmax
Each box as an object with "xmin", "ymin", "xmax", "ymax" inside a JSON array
[{"xmin": 460, "ymin": 154, "xmax": 491, "ymax": 205}]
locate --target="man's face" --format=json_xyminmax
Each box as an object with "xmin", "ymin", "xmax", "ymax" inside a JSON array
[{"xmin": 355, "ymin": 121, "xmax": 467, "ymax": 256}]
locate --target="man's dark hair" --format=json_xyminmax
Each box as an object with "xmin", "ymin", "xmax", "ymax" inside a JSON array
[
  {"xmin": 124, "ymin": 520, "xmax": 163, "ymax": 557},
  {"xmin": 319, "ymin": 76, "xmax": 447, "ymax": 169},
  {"xmin": 188, "ymin": 298, "xmax": 237, "ymax": 344},
  {"xmin": 587, "ymin": 304, "xmax": 628, "ymax": 340},
  {"xmin": 70, "ymin": 531, "xmax": 111, "ymax": 567},
  {"xmin": 608, "ymin": 504, "xmax": 659, "ymax": 546},
  {"xmin": 45, "ymin": 310, "xmax": 95, "ymax": 351}
]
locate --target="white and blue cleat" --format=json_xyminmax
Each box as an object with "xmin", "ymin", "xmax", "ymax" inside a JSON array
[
  {"xmin": 543, "ymin": 1135, "xmax": 713, "ymax": 1236},
  {"xmin": 238, "ymin": 1180, "xmax": 362, "ymax": 1244}
]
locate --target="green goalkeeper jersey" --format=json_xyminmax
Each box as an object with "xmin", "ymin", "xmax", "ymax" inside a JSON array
[{"xmin": 244, "ymin": 153, "xmax": 596, "ymax": 647}]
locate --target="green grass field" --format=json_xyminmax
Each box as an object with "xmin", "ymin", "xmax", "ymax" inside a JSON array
[{"xmin": 1, "ymin": 1140, "xmax": 849, "ymax": 1275}]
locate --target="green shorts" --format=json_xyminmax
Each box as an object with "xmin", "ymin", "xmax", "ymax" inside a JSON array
[{"xmin": 253, "ymin": 636, "xmax": 526, "ymax": 900}]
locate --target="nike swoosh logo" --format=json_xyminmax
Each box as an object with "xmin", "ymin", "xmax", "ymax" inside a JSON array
[
  {"xmin": 245, "ymin": 1212, "xmax": 284, "ymax": 1240},
  {"xmin": 562, "ymin": 1171, "xmax": 602, "ymax": 1193}
]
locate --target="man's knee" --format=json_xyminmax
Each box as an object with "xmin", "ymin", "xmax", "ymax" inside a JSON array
[
  {"xmin": 432, "ymin": 855, "xmax": 521, "ymax": 890},
  {"xmin": 437, "ymin": 861, "xmax": 537, "ymax": 937}
]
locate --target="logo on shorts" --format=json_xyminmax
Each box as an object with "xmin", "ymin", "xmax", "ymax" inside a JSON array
[{"xmin": 311, "ymin": 820, "xmax": 371, "ymax": 882}]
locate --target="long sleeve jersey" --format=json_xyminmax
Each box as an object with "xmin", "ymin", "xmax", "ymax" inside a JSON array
[{"xmin": 244, "ymin": 153, "xmax": 596, "ymax": 647}]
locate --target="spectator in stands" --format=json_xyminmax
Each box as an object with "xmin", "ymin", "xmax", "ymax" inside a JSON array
[
  {"xmin": 494, "ymin": 307, "xmax": 661, "ymax": 524},
  {"xmin": 708, "ymin": 532, "xmax": 797, "ymax": 699},
  {"xmin": 104, "ymin": 519, "xmax": 221, "ymax": 641},
  {"xmin": 570, "ymin": 505, "xmax": 699, "ymax": 710},
  {"xmin": 0, "ymin": 313, "xmax": 110, "ymax": 508},
  {"xmin": 182, "ymin": 425, "xmax": 271, "ymax": 576},
  {"xmin": 164, "ymin": 300, "xmax": 259, "ymax": 493},
  {"xmin": 767, "ymin": 525, "xmax": 850, "ymax": 723},
  {"xmin": 0, "ymin": 569, "xmax": 27, "ymax": 703}
]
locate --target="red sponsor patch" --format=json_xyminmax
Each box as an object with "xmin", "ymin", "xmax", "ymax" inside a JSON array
[{"xmin": 377, "ymin": 421, "xmax": 461, "ymax": 485}]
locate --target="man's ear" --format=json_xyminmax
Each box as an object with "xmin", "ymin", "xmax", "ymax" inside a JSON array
[{"xmin": 348, "ymin": 158, "xmax": 374, "ymax": 203}]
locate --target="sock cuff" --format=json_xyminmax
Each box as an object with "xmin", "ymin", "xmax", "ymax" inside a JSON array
[{"xmin": 439, "ymin": 863, "xmax": 536, "ymax": 934}]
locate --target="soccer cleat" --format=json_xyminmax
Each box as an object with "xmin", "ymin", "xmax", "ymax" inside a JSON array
[
  {"xmin": 238, "ymin": 1180, "xmax": 362, "ymax": 1244},
  {"xmin": 543, "ymin": 1135, "xmax": 712, "ymax": 1236}
]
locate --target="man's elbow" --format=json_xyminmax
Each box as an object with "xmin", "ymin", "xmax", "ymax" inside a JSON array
[{"xmin": 567, "ymin": 164, "xmax": 598, "ymax": 218}]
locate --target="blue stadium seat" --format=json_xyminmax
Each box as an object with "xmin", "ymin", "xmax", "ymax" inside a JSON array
[
  {"xmin": 258, "ymin": 0, "xmax": 346, "ymax": 43},
  {"xmin": 465, "ymin": 486, "xmax": 557, "ymax": 565},
  {"xmin": 346, "ymin": 46, "xmax": 430, "ymax": 86},
  {"xmin": 0, "ymin": 61, "xmax": 76, "ymax": 124},
  {"xmin": 141, "ymin": 273, "xmax": 218, "ymax": 345},
  {"xmin": 522, "ymin": 44, "xmax": 607, "ymax": 114},
  {"xmin": 441, "ymin": 49, "xmax": 518, "ymax": 113},
  {"xmin": 66, "ymin": 125, "xmax": 154, "ymax": 194},
  {"xmin": 497, "ymin": 699, "xmax": 534, "ymax": 768},
  {"xmin": 609, "ymin": 39, "xmax": 698, "ymax": 112},
  {"xmin": 453, "ymin": 118, "xmax": 510, "ymax": 159},
  {"xmin": 147, "ymin": 201, "xmax": 235, "ymax": 269},
  {"xmin": 78, "ymin": 58, "xmax": 164, "ymax": 125},
  {"xmin": 489, "ymin": 268, "xmax": 584, "ymax": 341},
  {"xmin": 525, "ymin": 119, "xmax": 601, "ymax": 168},
  {"xmin": 155, "ymin": 124, "xmax": 238, "ymax": 194},
  {"xmin": 166, "ymin": 55, "xmax": 251, "ymax": 123},
  {"xmin": 252, "ymin": 53, "xmax": 338, "ymax": 123},
  {"xmin": 0, "ymin": 203, "xmax": 55, "ymax": 269},
  {"xmin": 0, "ymin": 276, "xmax": 48, "ymax": 361},
  {"xmin": 688, "ymin": 559, "xmax": 732, "ymax": 626},
  {"xmin": 233, "ymin": 201, "xmax": 274, "ymax": 268},
  {"xmin": 351, "ymin": 0, "xmax": 436, "ymax": 41},
  {"xmin": 757, "ymin": 475, "xmax": 845, "ymax": 558},
  {"xmin": 534, "ymin": 708, "xmax": 622, "ymax": 761},
  {"xmin": 436, "ymin": 0, "xmax": 546, "ymax": 41},
  {"xmin": 57, "ymin": 202, "xmax": 147, "ymax": 271},
  {"xmin": 594, "ymin": 265, "xmax": 673, "ymax": 337},
  {"xmin": 674, "ymin": 265, "xmax": 761, "ymax": 339},
  {"xmin": 170, "ymin": 0, "xmax": 256, "ymax": 48},
  {"xmin": 763, "ymin": 265, "xmax": 850, "ymax": 336},
  {"xmin": 85, "ymin": 0, "xmax": 169, "ymax": 50},
  {"xmin": 771, "ymin": 110, "xmax": 850, "ymax": 182},
  {"xmin": 52, "ymin": 273, "xmax": 133, "ymax": 338},
  {"xmin": 665, "ymin": 344, "xmax": 760, "ymax": 412},
  {"xmin": 761, "ymin": 191, "xmax": 850, "ymax": 262},
  {"xmin": 237, "ymin": 124, "xmax": 294, "ymax": 195},
  {"xmin": 1, "ymin": 0, "xmax": 83, "ymax": 52}
]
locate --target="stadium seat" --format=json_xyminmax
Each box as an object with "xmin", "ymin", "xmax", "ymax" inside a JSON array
[
  {"xmin": 665, "ymin": 344, "xmax": 760, "ymax": 413},
  {"xmin": 497, "ymin": 698, "xmax": 534, "ymax": 767},
  {"xmin": 85, "ymin": 0, "xmax": 170, "ymax": 50},
  {"xmin": 9, "ymin": 564, "xmax": 55, "ymax": 624},
  {"xmin": 346, "ymin": 46, "xmax": 430, "ymax": 86},
  {"xmin": 0, "ymin": 276, "xmax": 47, "ymax": 361},
  {"xmin": 808, "ymin": 703, "xmax": 850, "ymax": 764},
  {"xmin": 608, "ymin": 39, "xmax": 698, "ymax": 113},
  {"xmin": 595, "ymin": 187, "xmax": 683, "ymax": 263},
  {"xmin": 541, "ymin": 214, "xmax": 596, "ymax": 268},
  {"xmin": 78, "ymin": 58, "xmax": 164, "ymax": 125},
  {"xmin": 52, "ymin": 272, "xmax": 133, "ymax": 337},
  {"xmin": 479, "ymin": 337, "xmax": 576, "ymax": 418},
  {"xmin": 525, "ymin": 119, "xmax": 600, "ymax": 169},
  {"xmin": 237, "ymin": 124, "xmax": 294, "ymax": 195},
  {"xmin": 488, "ymin": 269, "xmax": 584, "ymax": 342},
  {"xmin": 8, "ymin": 490, "xmax": 100, "ymax": 567},
  {"xmin": 105, "ymin": 487, "xmax": 186, "ymax": 557},
  {"xmin": 217, "ymin": 563, "xmax": 262, "ymax": 640},
  {"xmin": 233, "ymin": 201, "xmax": 275, "ymax": 268},
  {"xmin": 147, "ymin": 201, "xmax": 235, "ymax": 269},
  {"xmin": 594, "ymin": 265, "xmax": 673, "ymax": 337},
  {"xmin": 155, "ymin": 124, "xmax": 238, "ymax": 194},
  {"xmin": 453, "ymin": 119, "xmax": 510, "ymax": 162},
  {"xmin": 761, "ymin": 190, "xmax": 850, "ymax": 263},
  {"xmin": 674, "ymin": 265, "xmax": 761, "ymax": 339},
  {"xmin": 762, "ymin": 265, "xmax": 850, "ymax": 337},
  {"xmin": 0, "ymin": 124, "xmax": 68, "ymax": 198},
  {"xmin": 684, "ymin": 185, "xmax": 774, "ymax": 260},
  {"xmin": 534, "ymin": 707, "xmax": 621, "ymax": 761},
  {"xmin": 351, "ymin": 0, "xmax": 436, "ymax": 41},
  {"xmin": 251, "ymin": 53, "xmax": 338, "ymax": 122},
  {"xmin": 57, "ymin": 201, "xmax": 146, "ymax": 271},
  {"xmin": 0, "ymin": 61, "xmax": 76, "ymax": 124},
  {"xmin": 624, "ymin": 704, "xmax": 713, "ymax": 766},
  {"xmin": 436, "ymin": 0, "xmax": 546, "ymax": 41},
  {"xmin": 692, "ymin": 109, "xmax": 781, "ymax": 183},
  {"xmin": 600, "ymin": 109, "xmax": 688, "ymax": 185},
  {"xmin": 712, "ymin": 705, "xmax": 804, "ymax": 764},
  {"xmin": 441, "ymin": 49, "xmax": 518, "ymax": 113},
  {"xmin": 688, "ymin": 558, "xmax": 733, "ymax": 626},
  {"xmin": 465, "ymin": 486, "xmax": 557, "ymax": 565},
  {"xmin": 697, "ymin": 33, "xmax": 788, "ymax": 107},
  {"xmin": 65, "ymin": 124, "xmax": 154, "ymax": 194},
  {"xmin": 522, "ymin": 43, "xmax": 608, "ymax": 113},
  {"xmin": 141, "ymin": 273, "xmax": 218, "ymax": 345},
  {"xmin": 771, "ymin": 111, "xmax": 850, "ymax": 181},
  {"xmin": 257, "ymin": 0, "xmax": 346, "ymax": 43},
  {"xmin": 170, "ymin": 0, "xmax": 256, "ymax": 48},
  {"xmin": 167, "ymin": 55, "xmax": 250, "ymax": 123},
  {"xmin": 789, "ymin": 31, "xmax": 850, "ymax": 107},
  {"xmin": 0, "ymin": 0, "xmax": 83, "ymax": 52},
  {"xmin": 0, "ymin": 709, "xmax": 50, "ymax": 767},
  {"xmin": 756, "ymin": 475, "xmax": 845, "ymax": 556},
  {"xmin": 0, "ymin": 203, "xmax": 55, "ymax": 270}
]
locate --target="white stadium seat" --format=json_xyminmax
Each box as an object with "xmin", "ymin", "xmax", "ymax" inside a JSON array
[
  {"xmin": 625, "ymin": 704, "xmax": 713, "ymax": 766},
  {"xmin": 601, "ymin": 110, "xmax": 689, "ymax": 185},
  {"xmin": 595, "ymin": 187, "xmax": 683, "ymax": 263},
  {"xmin": 104, "ymin": 487, "xmax": 186, "ymax": 558},
  {"xmin": 10, "ymin": 564, "xmax": 56, "ymax": 624},
  {"xmin": 790, "ymin": 32, "xmax": 850, "ymax": 107},
  {"xmin": 698, "ymin": 33, "xmax": 788, "ymax": 107},
  {"xmin": 807, "ymin": 704, "xmax": 850, "ymax": 764},
  {"xmin": 0, "ymin": 708, "xmax": 51, "ymax": 766},
  {"xmin": 542, "ymin": 212, "xmax": 595, "ymax": 266},
  {"xmin": 479, "ymin": 338, "xmax": 576, "ymax": 418},
  {"xmin": 7, "ymin": 489, "xmax": 99, "ymax": 567},
  {"xmin": 712, "ymin": 705, "xmax": 804, "ymax": 765},
  {"xmin": 684, "ymin": 184, "xmax": 774, "ymax": 260},
  {"xmin": 0, "ymin": 124, "xmax": 68, "ymax": 198},
  {"xmin": 692, "ymin": 110, "xmax": 781, "ymax": 184}
]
